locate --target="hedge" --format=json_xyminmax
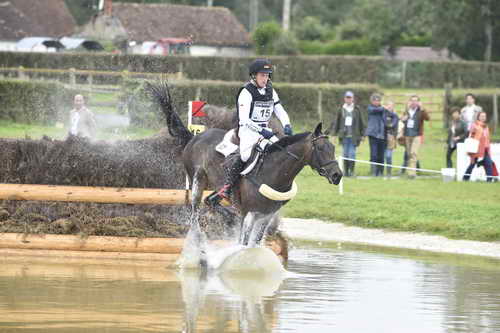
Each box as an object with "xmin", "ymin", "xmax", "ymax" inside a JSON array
[
  {"xmin": 0, "ymin": 79, "xmax": 78, "ymax": 125},
  {"xmin": 2, "ymin": 51, "xmax": 500, "ymax": 88},
  {"xmin": 120, "ymin": 79, "xmax": 379, "ymax": 129},
  {"xmin": 299, "ymin": 40, "xmax": 379, "ymax": 56}
]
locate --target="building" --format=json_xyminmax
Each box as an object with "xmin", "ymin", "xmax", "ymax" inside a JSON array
[
  {"xmin": 0, "ymin": 0, "xmax": 76, "ymax": 52},
  {"xmin": 383, "ymin": 47, "xmax": 461, "ymax": 62},
  {"xmin": 80, "ymin": 1, "xmax": 252, "ymax": 57}
]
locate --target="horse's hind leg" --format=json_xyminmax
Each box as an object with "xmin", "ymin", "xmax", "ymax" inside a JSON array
[{"xmin": 189, "ymin": 168, "xmax": 209, "ymax": 269}]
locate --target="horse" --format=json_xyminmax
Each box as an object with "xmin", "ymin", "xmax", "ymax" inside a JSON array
[{"xmin": 147, "ymin": 82, "xmax": 342, "ymax": 255}]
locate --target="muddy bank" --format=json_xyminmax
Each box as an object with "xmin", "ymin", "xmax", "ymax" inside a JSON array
[{"xmin": 283, "ymin": 218, "xmax": 500, "ymax": 259}]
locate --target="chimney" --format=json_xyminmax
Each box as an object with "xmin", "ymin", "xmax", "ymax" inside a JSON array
[{"xmin": 104, "ymin": 0, "xmax": 112, "ymax": 16}]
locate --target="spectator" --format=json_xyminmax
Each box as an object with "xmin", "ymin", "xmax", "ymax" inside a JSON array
[
  {"xmin": 68, "ymin": 94, "xmax": 96, "ymax": 139},
  {"xmin": 365, "ymin": 93, "xmax": 387, "ymax": 177},
  {"xmin": 463, "ymin": 111, "xmax": 497, "ymax": 182},
  {"xmin": 401, "ymin": 95, "xmax": 430, "ymax": 179},
  {"xmin": 327, "ymin": 91, "xmax": 366, "ymax": 177},
  {"xmin": 446, "ymin": 108, "xmax": 468, "ymax": 168},
  {"xmin": 460, "ymin": 93, "xmax": 482, "ymax": 130},
  {"xmin": 383, "ymin": 101, "xmax": 399, "ymax": 178}
]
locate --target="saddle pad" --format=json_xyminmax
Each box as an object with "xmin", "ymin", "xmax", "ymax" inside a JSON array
[{"xmin": 215, "ymin": 129, "xmax": 239, "ymax": 157}]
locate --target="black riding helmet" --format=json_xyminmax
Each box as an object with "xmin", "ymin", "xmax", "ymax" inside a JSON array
[{"xmin": 249, "ymin": 59, "xmax": 273, "ymax": 79}]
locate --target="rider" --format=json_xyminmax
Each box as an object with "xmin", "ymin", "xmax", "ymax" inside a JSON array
[{"xmin": 210, "ymin": 58, "xmax": 293, "ymax": 203}]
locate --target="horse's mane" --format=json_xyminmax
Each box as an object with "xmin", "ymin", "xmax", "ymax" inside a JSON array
[{"xmin": 266, "ymin": 132, "xmax": 311, "ymax": 154}]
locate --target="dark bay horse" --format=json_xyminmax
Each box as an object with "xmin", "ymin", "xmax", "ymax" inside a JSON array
[{"xmin": 148, "ymin": 82, "xmax": 342, "ymax": 249}]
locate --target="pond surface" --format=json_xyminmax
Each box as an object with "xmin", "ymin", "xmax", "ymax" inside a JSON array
[{"xmin": 1, "ymin": 243, "xmax": 500, "ymax": 333}]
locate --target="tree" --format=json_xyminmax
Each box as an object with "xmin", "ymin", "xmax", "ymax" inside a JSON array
[
  {"xmin": 352, "ymin": 0, "xmax": 433, "ymax": 55},
  {"xmin": 252, "ymin": 21, "xmax": 282, "ymax": 55},
  {"xmin": 429, "ymin": 0, "xmax": 500, "ymax": 61}
]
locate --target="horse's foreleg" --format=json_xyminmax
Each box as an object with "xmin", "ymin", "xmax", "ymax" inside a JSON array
[
  {"xmin": 239, "ymin": 212, "xmax": 256, "ymax": 246},
  {"xmin": 247, "ymin": 212, "xmax": 275, "ymax": 247}
]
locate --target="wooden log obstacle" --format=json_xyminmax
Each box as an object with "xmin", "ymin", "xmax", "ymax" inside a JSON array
[{"xmin": 0, "ymin": 183, "xmax": 219, "ymax": 205}]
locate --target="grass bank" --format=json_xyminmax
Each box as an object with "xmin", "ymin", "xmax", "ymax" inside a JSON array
[
  {"xmin": 284, "ymin": 169, "xmax": 500, "ymax": 242},
  {"xmin": 0, "ymin": 120, "xmax": 155, "ymax": 141}
]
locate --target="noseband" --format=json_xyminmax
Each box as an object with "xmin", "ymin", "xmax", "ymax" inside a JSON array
[{"xmin": 311, "ymin": 135, "xmax": 337, "ymax": 177}]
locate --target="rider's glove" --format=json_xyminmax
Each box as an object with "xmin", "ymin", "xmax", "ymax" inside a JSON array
[
  {"xmin": 260, "ymin": 128, "xmax": 274, "ymax": 139},
  {"xmin": 284, "ymin": 124, "xmax": 293, "ymax": 136}
]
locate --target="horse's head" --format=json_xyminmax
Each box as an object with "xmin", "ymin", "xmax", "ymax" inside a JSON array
[{"xmin": 308, "ymin": 123, "xmax": 343, "ymax": 185}]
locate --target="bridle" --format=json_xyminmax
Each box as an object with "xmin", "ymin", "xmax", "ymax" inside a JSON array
[
  {"xmin": 262, "ymin": 133, "xmax": 337, "ymax": 178},
  {"xmin": 310, "ymin": 135, "xmax": 337, "ymax": 177}
]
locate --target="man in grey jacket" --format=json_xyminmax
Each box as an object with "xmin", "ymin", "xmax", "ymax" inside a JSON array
[
  {"xmin": 328, "ymin": 91, "xmax": 366, "ymax": 177},
  {"xmin": 68, "ymin": 94, "xmax": 96, "ymax": 139}
]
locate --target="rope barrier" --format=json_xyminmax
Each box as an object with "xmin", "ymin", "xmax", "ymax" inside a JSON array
[{"xmin": 336, "ymin": 156, "xmax": 499, "ymax": 195}]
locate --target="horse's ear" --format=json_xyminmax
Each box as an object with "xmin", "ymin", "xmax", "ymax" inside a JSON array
[{"xmin": 314, "ymin": 123, "xmax": 323, "ymax": 137}]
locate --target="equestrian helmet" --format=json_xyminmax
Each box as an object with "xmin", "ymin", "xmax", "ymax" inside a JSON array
[{"xmin": 249, "ymin": 59, "xmax": 273, "ymax": 77}]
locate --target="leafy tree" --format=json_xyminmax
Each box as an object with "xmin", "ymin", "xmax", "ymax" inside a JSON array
[
  {"xmin": 429, "ymin": 0, "xmax": 500, "ymax": 61},
  {"xmin": 64, "ymin": 0, "xmax": 99, "ymax": 25},
  {"xmin": 291, "ymin": 0, "xmax": 357, "ymax": 28},
  {"xmin": 293, "ymin": 16, "xmax": 328, "ymax": 41},
  {"xmin": 352, "ymin": 0, "xmax": 433, "ymax": 55},
  {"xmin": 252, "ymin": 21, "xmax": 282, "ymax": 55},
  {"xmin": 274, "ymin": 32, "xmax": 300, "ymax": 55}
]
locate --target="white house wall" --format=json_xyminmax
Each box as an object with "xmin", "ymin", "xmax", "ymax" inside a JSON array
[
  {"xmin": 190, "ymin": 45, "xmax": 253, "ymax": 57},
  {"xmin": 0, "ymin": 41, "xmax": 17, "ymax": 52},
  {"xmin": 130, "ymin": 43, "xmax": 252, "ymax": 57}
]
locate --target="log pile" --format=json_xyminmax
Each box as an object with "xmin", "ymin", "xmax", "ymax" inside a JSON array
[{"xmin": 0, "ymin": 133, "xmax": 234, "ymax": 239}]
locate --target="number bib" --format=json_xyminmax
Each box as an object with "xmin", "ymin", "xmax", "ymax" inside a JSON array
[
  {"xmin": 407, "ymin": 119, "xmax": 415, "ymax": 129},
  {"xmin": 345, "ymin": 116, "xmax": 353, "ymax": 126},
  {"xmin": 251, "ymin": 100, "xmax": 274, "ymax": 122}
]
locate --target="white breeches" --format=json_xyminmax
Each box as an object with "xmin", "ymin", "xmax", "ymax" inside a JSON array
[{"xmin": 239, "ymin": 127, "xmax": 262, "ymax": 162}]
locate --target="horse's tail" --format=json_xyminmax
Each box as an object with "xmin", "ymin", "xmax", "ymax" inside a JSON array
[{"xmin": 146, "ymin": 81, "xmax": 193, "ymax": 148}]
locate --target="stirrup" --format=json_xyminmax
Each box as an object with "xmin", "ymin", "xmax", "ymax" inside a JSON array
[{"xmin": 204, "ymin": 185, "xmax": 230, "ymax": 206}]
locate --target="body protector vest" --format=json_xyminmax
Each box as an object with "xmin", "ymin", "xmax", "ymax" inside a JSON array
[{"xmin": 236, "ymin": 81, "xmax": 274, "ymax": 124}]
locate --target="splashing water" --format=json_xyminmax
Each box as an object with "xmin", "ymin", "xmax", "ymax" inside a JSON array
[{"xmin": 177, "ymin": 211, "xmax": 286, "ymax": 275}]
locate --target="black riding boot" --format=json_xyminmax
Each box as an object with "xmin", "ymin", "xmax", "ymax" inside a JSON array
[{"xmin": 209, "ymin": 154, "xmax": 245, "ymax": 204}]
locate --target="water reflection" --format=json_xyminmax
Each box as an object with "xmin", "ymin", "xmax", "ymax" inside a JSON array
[
  {"xmin": 1, "ymin": 244, "xmax": 500, "ymax": 332},
  {"xmin": 179, "ymin": 267, "xmax": 285, "ymax": 333}
]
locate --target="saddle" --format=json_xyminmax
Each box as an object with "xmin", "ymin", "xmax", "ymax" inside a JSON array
[{"xmin": 215, "ymin": 129, "xmax": 276, "ymax": 175}]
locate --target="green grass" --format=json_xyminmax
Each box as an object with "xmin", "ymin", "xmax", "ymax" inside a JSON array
[
  {"xmin": 0, "ymin": 120, "xmax": 155, "ymax": 141},
  {"xmin": 284, "ymin": 169, "xmax": 500, "ymax": 242}
]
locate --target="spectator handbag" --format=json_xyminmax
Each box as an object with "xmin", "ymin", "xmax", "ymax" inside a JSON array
[{"xmin": 464, "ymin": 137, "xmax": 479, "ymax": 154}]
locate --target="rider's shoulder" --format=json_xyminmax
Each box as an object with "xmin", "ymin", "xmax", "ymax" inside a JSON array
[{"xmin": 237, "ymin": 86, "xmax": 253, "ymax": 101}]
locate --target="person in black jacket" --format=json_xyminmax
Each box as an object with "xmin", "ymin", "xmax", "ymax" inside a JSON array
[
  {"xmin": 446, "ymin": 108, "xmax": 469, "ymax": 168},
  {"xmin": 383, "ymin": 101, "xmax": 399, "ymax": 177},
  {"xmin": 327, "ymin": 91, "xmax": 366, "ymax": 177},
  {"xmin": 365, "ymin": 93, "xmax": 387, "ymax": 177}
]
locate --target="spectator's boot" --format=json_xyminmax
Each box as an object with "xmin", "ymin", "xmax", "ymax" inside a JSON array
[
  {"xmin": 343, "ymin": 160, "xmax": 351, "ymax": 177},
  {"xmin": 206, "ymin": 154, "xmax": 244, "ymax": 206},
  {"xmin": 350, "ymin": 161, "xmax": 356, "ymax": 177},
  {"xmin": 377, "ymin": 165, "xmax": 384, "ymax": 177},
  {"xmin": 386, "ymin": 166, "xmax": 392, "ymax": 178},
  {"xmin": 370, "ymin": 164, "xmax": 377, "ymax": 177}
]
